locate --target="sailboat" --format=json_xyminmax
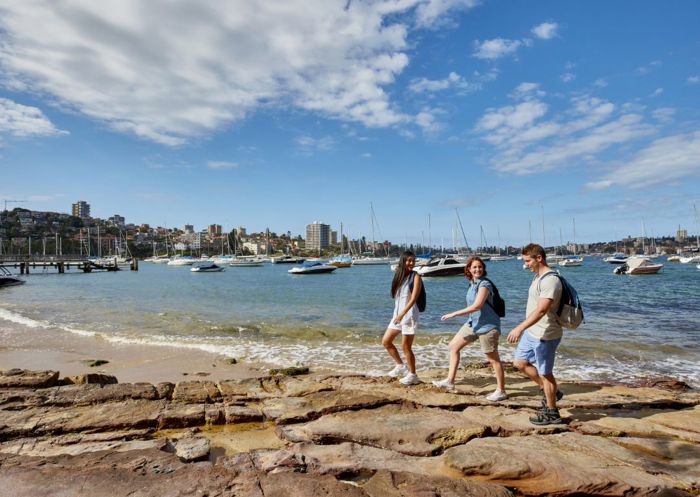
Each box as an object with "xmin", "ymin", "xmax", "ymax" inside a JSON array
[
  {"xmin": 680, "ymin": 204, "xmax": 700, "ymax": 263},
  {"xmin": 329, "ymin": 222, "xmax": 352, "ymax": 268},
  {"xmin": 353, "ymin": 203, "xmax": 390, "ymax": 265},
  {"xmin": 559, "ymin": 219, "xmax": 583, "ymax": 267}
]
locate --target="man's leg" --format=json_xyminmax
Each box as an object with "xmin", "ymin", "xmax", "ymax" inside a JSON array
[{"xmin": 541, "ymin": 373, "xmax": 558, "ymax": 408}]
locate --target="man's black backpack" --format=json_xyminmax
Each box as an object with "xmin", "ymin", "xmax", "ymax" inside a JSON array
[
  {"xmin": 408, "ymin": 272, "xmax": 426, "ymax": 312},
  {"xmin": 482, "ymin": 277, "xmax": 505, "ymax": 317}
]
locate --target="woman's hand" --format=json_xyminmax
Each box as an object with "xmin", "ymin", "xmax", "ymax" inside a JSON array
[
  {"xmin": 393, "ymin": 315, "xmax": 403, "ymax": 324},
  {"xmin": 441, "ymin": 313, "xmax": 454, "ymax": 321}
]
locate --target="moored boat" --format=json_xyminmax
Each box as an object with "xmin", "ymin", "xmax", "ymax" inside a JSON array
[
  {"xmin": 413, "ymin": 257, "xmax": 466, "ymax": 277},
  {"xmin": 604, "ymin": 254, "xmax": 628, "ymax": 264},
  {"xmin": 271, "ymin": 255, "xmax": 306, "ymax": 264},
  {"xmin": 0, "ymin": 267, "xmax": 24, "ymax": 287},
  {"xmin": 558, "ymin": 256, "xmax": 583, "ymax": 267},
  {"xmin": 613, "ymin": 257, "xmax": 663, "ymax": 275},
  {"xmin": 191, "ymin": 262, "xmax": 225, "ymax": 272},
  {"xmin": 288, "ymin": 262, "xmax": 337, "ymax": 274}
]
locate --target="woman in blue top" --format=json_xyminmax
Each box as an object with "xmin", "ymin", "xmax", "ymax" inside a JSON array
[{"xmin": 432, "ymin": 256, "xmax": 507, "ymax": 400}]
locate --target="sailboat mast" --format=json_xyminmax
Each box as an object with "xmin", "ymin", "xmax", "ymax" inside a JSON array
[
  {"xmin": 369, "ymin": 202, "xmax": 376, "ymax": 256},
  {"xmin": 455, "ymin": 209, "xmax": 469, "ymax": 252},
  {"xmin": 541, "ymin": 205, "xmax": 546, "ymax": 249}
]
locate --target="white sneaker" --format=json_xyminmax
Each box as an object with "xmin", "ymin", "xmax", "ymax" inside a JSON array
[
  {"xmin": 486, "ymin": 390, "xmax": 508, "ymax": 402},
  {"xmin": 432, "ymin": 378, "xmax": 455, "ymax": 391},
  {"xmin": 387, "ymin": 364, "xmax": 408, "ymax": 378},
  {"xmin": 399, "ymin": 373, "xmax": 421, "ymax": 385}
]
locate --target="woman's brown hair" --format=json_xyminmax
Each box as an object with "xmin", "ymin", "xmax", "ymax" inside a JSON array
[{"xmin": 464, "ymin": 256, "xmax": 487, "ymax": 281}]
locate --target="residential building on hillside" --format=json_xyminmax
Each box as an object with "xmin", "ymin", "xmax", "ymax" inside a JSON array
[
  {"xmin": 72, "ymin": 201, "xmax": 90, "ymax": 219},
  {"xmin": 306, "ymin": 221, "xmax": 330, "ymax": 251}
]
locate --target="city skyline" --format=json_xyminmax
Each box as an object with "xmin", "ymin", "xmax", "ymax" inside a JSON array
[{"xmin": 1, "ymin": 1, "xmax": 699, "ymax": 246}]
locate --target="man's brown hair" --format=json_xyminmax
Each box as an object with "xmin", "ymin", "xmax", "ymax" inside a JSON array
[{"xmin": 522, "ymin": 243, "xmax": 546, "ymax": 261}]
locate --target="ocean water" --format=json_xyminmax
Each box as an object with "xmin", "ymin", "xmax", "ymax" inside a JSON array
[{"xmin": 1, "ymin": 258, "xmax": 698, "ymax": 385}]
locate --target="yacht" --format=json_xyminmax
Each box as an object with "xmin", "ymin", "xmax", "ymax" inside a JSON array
[
  {"xmin": 167, "ymin": 256, "xmax": 195, "ymax": 266},
  {"xmin": 414, "ymin": 257, "xmax": 466, "ymax": 277},
  {"xmin": 679, "ymin": 254, "xmax": 700, "ymax": 264},
  {"xmin": 604, "ymin": 254, "xmax": 628, "ymax": 264},
  {"xmin": 0, "ymin": 267, "xmax": 24, "ymax": 287},
  {"xmin": 489, "ymin": 255, "xmax": 515, "ymax": 261},
  {"xmin": 228, "ymin": 258, "xmax": 264, "ymax": 267},
  {"xmin": 329, "ymin": 255, "xmax": 352, "ymax": 268},
  {"xmin": 558, "ymin": 256, "xmax": 583, "ymax": 267},
  {"xmin": 191, "ymin": 262, "xmax": 225, "ymax": 272},
  {"xmin": 288, "ymin": 262, "xmax": 337, "ymax": 274},
  {"xmin": 613, "ymin": 257, "xmax": 663, "ymax": 275},
  {"xmin": 271, "ymin": 255, "xmax": 306, "ymax": 264},
  {"xmin": 352, "ymin": 256, "xmax": 391, "ymax": 265}
]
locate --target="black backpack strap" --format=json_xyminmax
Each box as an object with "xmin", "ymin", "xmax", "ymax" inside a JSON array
[
  {"xmin": 408, "ymin": 271, "xmax": 416, "ymax": 291},
  {"xmin": 478, "ymin": 277, "xmax": 495, "ymax": 311}
]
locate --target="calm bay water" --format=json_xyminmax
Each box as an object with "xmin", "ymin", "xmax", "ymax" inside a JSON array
[{"xmin": 1, "ymin": 257, "xmax": 698, "ymax": 385}]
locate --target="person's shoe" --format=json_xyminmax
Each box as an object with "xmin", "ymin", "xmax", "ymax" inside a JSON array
[
  {"xmin": 485, "ymin": 389, "xmax": 508, "ymax": 402},
  {"xmin": 399, "ymin": 373, "xmax": 421, "ymax": 385},
  {"xmin": 432, "ymin": 378, "xmax": 455, "ymax": 391},
  {"xmin": 539, "ymin": 388, "xmax": 564, "ymax": 407},
  {"xmin": 387, "ymin": 364, "xmax": 407, "ymax": 378},
  {"xmin": 529, "ymin": 407, "xmax": 564, "ymax": 425}
]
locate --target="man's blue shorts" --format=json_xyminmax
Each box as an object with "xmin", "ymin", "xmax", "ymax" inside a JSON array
[{"xmin": 514, "ymin": 331, "xmax": 561, "ymax": 375}]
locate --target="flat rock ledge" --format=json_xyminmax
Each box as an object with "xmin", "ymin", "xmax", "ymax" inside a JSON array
[{"xmin": 0, "ymin": 368, "xmax": 698, "ymax": 497}]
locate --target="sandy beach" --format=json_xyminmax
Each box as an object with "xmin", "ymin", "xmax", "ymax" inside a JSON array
[{"xmin": 0, "ymin": 321, "xmax": 271, "ymax": 384}]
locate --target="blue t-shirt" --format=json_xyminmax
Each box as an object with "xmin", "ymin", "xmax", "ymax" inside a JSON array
[{"xmin": 466, "ymin": 278, "xmax": 501, "ymax": 334}]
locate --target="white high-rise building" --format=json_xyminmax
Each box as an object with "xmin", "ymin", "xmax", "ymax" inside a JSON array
[{"xmin": 306, "ymin": 221, "xmax": 330, "ymax": 251}]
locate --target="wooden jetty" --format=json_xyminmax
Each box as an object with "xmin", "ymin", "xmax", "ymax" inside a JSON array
[{"xmin": 0, "ymin": 255, "xmax": 138, "ymax": 274}]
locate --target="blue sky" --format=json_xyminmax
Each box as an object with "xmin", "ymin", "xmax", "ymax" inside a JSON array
[{"xmin": 1, "ymin": 0, "xmax": 699, "ymax": 247}]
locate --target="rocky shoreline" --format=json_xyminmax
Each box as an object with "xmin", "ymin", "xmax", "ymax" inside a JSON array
[{"xmin": 0, "ymin": 365, "xmax": 698, "ymax": 496}]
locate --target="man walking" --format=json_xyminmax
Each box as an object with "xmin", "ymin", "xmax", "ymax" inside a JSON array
[{"xmin": 507, "ymin": 243, "xmax": 564, "ymax": 425}]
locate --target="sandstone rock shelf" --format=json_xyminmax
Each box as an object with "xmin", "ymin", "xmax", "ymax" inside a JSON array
[{"xmin": 1, "ymin": 367, "xmax": 698, "ymax": 496}]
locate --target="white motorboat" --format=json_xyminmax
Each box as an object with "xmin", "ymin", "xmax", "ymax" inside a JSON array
[
  {"xmin": 414, "ymin": 257, "xmax": 466, "ymax": 277},
  {"xmin": 679, "ymin": 254, "xmax": 700, "ymax": 264},
  {"xmin": 604, "ymin": 254, "xmax": 628, "ymax": 264},
  {"xmin": 191, "ymin": 262, "xmax": 225, "ymax": 272},
  {"xmin": 0, "ymin": 267, "xmax": 24, "ymax": 287},
  {"xmin": 212, "ymin": 255, "xmax": 235, "ymax": 265},
  {"xmin": 666, "ymin": 255, "xmax": 681, "ymax": 262},
  {"xmin": 489, "ymin": 255, "xmax": 515, "ymax": 261},
  {"xmin": 228, "ymin": 258, "xmax": 264, "ymax": 267},
  {"xmin": 288, "ymin": 262, "xmax": 337, "ymax": 274},
  {"xmin": 558, "ymin": 256, "xmax": 583, "ymax": 267},
  {"xmin": 271, "ymin": 255, "xmax": 306, "ymax": 264},
  {"xmin": 168, "ymin": 256, "xmax": 195, "ymax": 266},
  {"xmin": 352, "ymin": 256, "xmax": 391, "ymax": 265},
  {"xmin": 613, "ymin": 257, "xmax": 663, "ymax": 275}
]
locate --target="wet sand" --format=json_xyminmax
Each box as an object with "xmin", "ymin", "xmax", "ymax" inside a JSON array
[{"xmin": 0, "ymin": 321, "xmax": 271, "ymax": 383}]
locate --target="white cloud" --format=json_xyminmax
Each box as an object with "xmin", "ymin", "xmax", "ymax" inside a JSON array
[
  {"xmin": 652, "ymin": 107, "xmax": 675, "ymax": 123},
  {"xmin": 635, "ymin": 60, "xmax": 662, "ymax": 75},
  {"xmin": 207, "ymin": 161, "xmax": 239, "ymax": 170},
  {"xmin": 560, "ymin": 72, "xmax": 575, "ymax": 83},
  {"xmin": 408, "ymin": 71, "xmax": 481, "ymax": 93},
  {"xmin": 472, "ymin": 38, "xmax": 522, "ymax": 60},
  {"xmin": 586, "ymin": 132, "xmax": 700, "ymax": 189},
  {"xmin": 0, "ymin": 97, "xmax": 65, "ymax": 138},
  {"xmin": 361, "ymin": 152, "xmax": 372, "ymax": 158},
  {"xmin": 414, "ymin": 0, "xmax": 480, "ymax": 28},
  {"xmin": 688, "ymin": 76, "xmax": 700, "ymax": 84},
  {"xmin": 475, "ymin": 90, "xmax": 657, "ymax": 175},
  {"xmin": 296, "ymin": 135, "xmax": 335, "ymax": 153},
  {"xmin": 531, "ymin": 22, "xmax": 558, "ymax": 40},
  {"xmin": 649, "ymin": 88, "xmax": 663, "ymax": 98},
  {"xmin": 593, "ymin": 78, "xmax": 608, "ymax": 88},
  {"xmin": 0, "ymin": 1, "xmax": 476, "ymax": 145}
]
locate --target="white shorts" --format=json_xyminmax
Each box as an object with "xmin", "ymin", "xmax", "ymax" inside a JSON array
[{"xmin": 388, "ymin": 316, "xmax": 418, "ymax": 335}]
